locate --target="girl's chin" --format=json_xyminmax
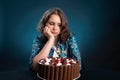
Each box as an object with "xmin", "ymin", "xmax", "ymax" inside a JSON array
[{"xmin": 53, "ymin": 34, "xmax": 59, "ymax": 37}]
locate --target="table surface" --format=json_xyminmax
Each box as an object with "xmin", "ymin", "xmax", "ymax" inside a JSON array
[{"xmin": 0, "ymin": 68, "xmax": 120, "ymax": 80}]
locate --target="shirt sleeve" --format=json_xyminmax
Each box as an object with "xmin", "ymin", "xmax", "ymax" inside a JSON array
[
  {"xmin": 67, "ymin": 33, "xmax": 82, "ymax": 69},
  {"xmin": 29, "ymin": 36, "xmax": 44, "ymax": 68}
]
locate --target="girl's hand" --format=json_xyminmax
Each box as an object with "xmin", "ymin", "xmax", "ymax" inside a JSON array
[{"xmin": 43, "ymin": 26, "xmax": 54, "ymax": 40}]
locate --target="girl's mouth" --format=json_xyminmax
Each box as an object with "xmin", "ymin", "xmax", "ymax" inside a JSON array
[{"xmin": 52, "ymin": 32, "xmax": 58, "ymax": 34}]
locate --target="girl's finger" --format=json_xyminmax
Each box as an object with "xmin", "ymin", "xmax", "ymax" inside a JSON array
[
  {"xmin": 47, "ymin": 28, "xmax": 50, "ymax": 32},
  {"xmin": 44, "ymin": 27, "xmax": 48, "ymax": 32}
]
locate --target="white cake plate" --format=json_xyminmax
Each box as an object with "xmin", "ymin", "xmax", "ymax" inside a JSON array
[{"xmin": 37, "ymin": 73, "xmax": 80, "ymax": 80}]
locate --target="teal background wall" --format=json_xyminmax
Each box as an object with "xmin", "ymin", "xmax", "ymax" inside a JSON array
[{"xmin": 0, "ymin": 0, "xmax": 120, "ymax": 80}]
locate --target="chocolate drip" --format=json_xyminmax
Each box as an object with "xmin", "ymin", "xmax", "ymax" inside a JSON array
[
  {"xmin": 67, "ymin": 65, "xmax": 71, "ymax": 80},
  {"xmin": 46, "ymin": 65, "xmax": 50, "ymax": 80},
  {"xmin": 72, "ymin": 65, "xmax": 74, "ymax": 79},
  {"xmin": 50, "ymin": 65, "xmax": 54, "ymax": 80},
  {"xmin": 54, "ymin": 66, "xmax": 59, "ymax": 80},
  {"xmin": 76, "ymin": 61, "xmax": 80, "ymax": 77},
  {"xmin": 40, "ymin": 64, "xmax": 44, "ymax": 78},
  {"xmin": 63, "ymin": 66, "xmax": 67, "ymax": 80},
  {"xmin": 43, "ymin": 65, "xmax": 47, "ymax": 79},
  {"xmin": 59, "ymin": 66, "xmax": 63, "ymax": 80},
  {"xmin": 74, "ymin": 61, "xmax": 80, "ymax": 78},
  {"xmin": 75, "ymin": 63, "xmax": 78, "ymax": 78},
  {"xmin": 71, "ymin": 65, "xmax": 74, "ymax": 80}
]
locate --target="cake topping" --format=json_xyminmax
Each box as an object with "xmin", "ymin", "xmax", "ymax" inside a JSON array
[
  {"xmin": 56, "ymin": 61, "xmax": 62, "ymax": 66},
  {"xmin": 46, "ymin": 58, "xmax": 51, "ymax": 63},
  {"xmin": 66, "ymin": 63, "xmax": 71, "ymax": 66},
  {"xmin": 72, "ymin": 59, "xmax": 76, "ymax": 63},
  {"xmin": 38, "ymin": 57, "xmax": 77, "ymax": 66},
  {"xmin": 45, "ymin": 62, "xmax": 50, "ymax": 65}
]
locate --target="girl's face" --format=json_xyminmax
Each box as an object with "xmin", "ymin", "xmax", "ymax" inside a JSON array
[{"xmin": 46, "ymin": 14, "xmax": 61, "ymax": 37}]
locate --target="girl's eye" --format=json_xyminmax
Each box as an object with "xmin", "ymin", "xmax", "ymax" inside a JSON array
[{"xmin": 49, "ymin": 22, "xmax": 54, "ymax": 25}]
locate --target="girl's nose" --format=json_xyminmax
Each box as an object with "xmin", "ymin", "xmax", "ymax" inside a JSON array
[{"xmin": 53, "ymin": 25, "xmax": 58, "ymax": 29}]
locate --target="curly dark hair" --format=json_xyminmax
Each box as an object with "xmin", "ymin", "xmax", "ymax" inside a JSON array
[{"xmin": 37, "ymin": 8, "xmax": 70, "ymax": 43}]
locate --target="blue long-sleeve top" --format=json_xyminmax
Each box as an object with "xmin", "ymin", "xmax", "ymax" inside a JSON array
[{"xmin": 29, "ymin": 33, "xmax": 81, "ymax": 70}]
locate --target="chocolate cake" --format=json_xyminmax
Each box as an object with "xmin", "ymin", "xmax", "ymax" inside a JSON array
[{"xmin": 37, "ymin": 57, "xmax": 80, "ymax": 80}]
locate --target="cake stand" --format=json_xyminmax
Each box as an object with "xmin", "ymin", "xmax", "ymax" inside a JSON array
[{"xmin": 37, "ymin": 73, "xmax": 80, "ymax": 80}]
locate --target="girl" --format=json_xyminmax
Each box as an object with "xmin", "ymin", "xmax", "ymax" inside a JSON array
[{"xmin": 29, "ymin": 8, "xmax": 81, "ymax": 73}]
